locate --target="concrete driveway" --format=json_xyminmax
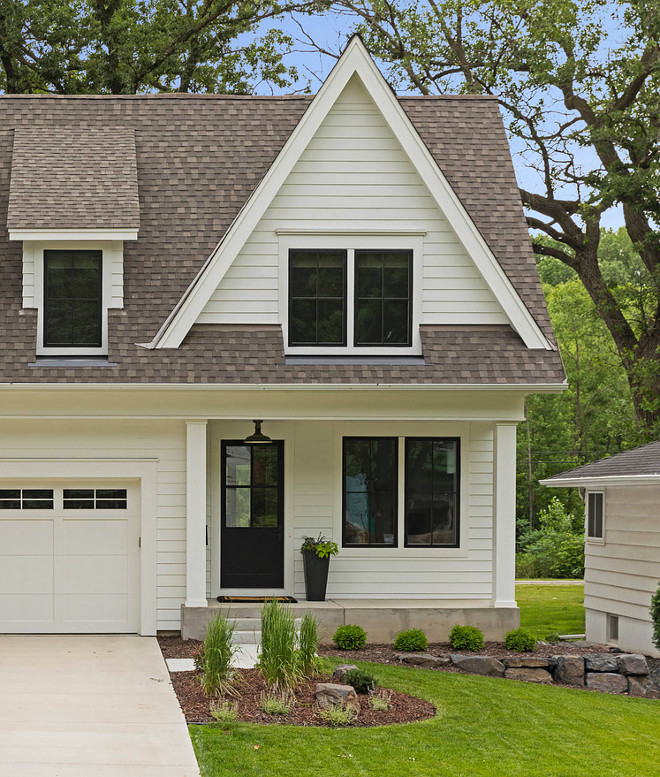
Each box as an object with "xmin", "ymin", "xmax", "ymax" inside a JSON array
[{"xmin": 0, "ymin": 635, "xmax": 201, "ymax": 777}]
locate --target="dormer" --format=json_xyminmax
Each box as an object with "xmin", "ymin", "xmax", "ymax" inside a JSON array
[{"xmin": 7, "ymin": 126, "xmax": 139, "ymax": 357}]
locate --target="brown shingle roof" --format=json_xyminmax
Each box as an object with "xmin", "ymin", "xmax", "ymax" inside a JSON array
[{"xmin": 545, "ymin": 440, "xmax": 660, "ymax": 481}]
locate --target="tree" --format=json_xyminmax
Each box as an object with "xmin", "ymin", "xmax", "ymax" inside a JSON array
[
  {"xmin": 323, "ymin": 0, "xmax": 660, "ymax": 436},
  {"xmin": 0, "ymin": 0, "xmax": 315, "ymax": 94}
]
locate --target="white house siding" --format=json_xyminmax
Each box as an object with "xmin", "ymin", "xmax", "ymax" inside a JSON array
[
  {"xmin": 585, "ymin": 485, "xmax": 660, "ymax": 656},
  {"xmin": 0, "ymin": 419, "xmax": 186, "ymax": 631},
  {"xmin": 198, "ymin": 76, "xmax": 507, "ymax": 327}
]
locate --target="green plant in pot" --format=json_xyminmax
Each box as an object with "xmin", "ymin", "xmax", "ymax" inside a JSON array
[{"xmin": 300, "ymin": 534, "xmax": 338, "ymax": 601}]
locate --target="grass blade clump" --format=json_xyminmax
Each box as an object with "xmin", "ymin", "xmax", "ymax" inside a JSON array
[
  {"xmin": 298, "ymin": 611, "xmax": 319, "ymax": 678},
  {"xmin": 259, "ymin": 598, "xmax": 300, "ymax": 693},
  {"xmin": 200, "ymin": 612, "xmax": 237, "ymax": 697}
]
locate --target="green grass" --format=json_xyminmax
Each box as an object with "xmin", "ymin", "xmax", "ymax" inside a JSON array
[
  {"xmin": 190, "ymin": 659, "xmax": 660, "ymax": 777},
  {"xmin": 516, "ymin": 584, "xmax": 585, "ymax": 640}
]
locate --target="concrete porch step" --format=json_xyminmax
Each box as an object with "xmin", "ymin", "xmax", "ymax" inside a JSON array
[{"xmin": 233, "ymin": 630, "xmax": 261, "ymax": 645}]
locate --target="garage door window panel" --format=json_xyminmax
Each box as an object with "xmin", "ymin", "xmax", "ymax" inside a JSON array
[{"xmin": 0, "ymin": 489, "xmax": 54, "ymax": 510}]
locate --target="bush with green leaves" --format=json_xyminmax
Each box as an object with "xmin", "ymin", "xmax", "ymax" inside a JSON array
[
  {"xmin": 259, "ymin": 598, "xmax": 300, "ymax": 693},
  {"xmin": 343, "ymin": 668, "xmax": 376, "ymax": 694},
  {"xmin": 503, "ymin": 627, "xmax": 537, "ymax": 652},
  {"xmin": 332, "ymin": 624, "xmax": 367, "ymax": 650},
  {"xmin": 318, "ymin": 704, "xmax": 358, "ymax": 727},
  {"xmin": 449, "ymin": 624, "xmax": 485, "ymax": 652},
  {"xmin": 297, "ymin": 611, "xmax": 319, "ymax": 678},
  {"xmin": 199, "ymin": 612, "xmax": 237, "ymax": 696},
  {"xmin": 209, "ymin": 700, "xmax": 238, "ymax": 724},
  {"xmin": 258, "ymin": 691, "xmax": 295, "ymax": 715},
  {"xmin": 368, "ymin": 688, "xmax": 392, "ymax": 711},
  {"xmin": 393, "ymin": 628, "xmax": 428, "ymax": 652},
  {"xmin": 651, "ymin": 580, "xmax": 660, "ymax": 652}
]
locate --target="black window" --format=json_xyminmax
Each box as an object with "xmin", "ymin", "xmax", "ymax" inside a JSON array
[
  {"xmin": 405, "ymin": 438, "xmax": 459, "ymax": 547},
  {"xmin": 44, "ymin": 250, "xmax": 102, "ymax": 347},
  {"xmin": 587, "ymin": 492, "xmax": 604, "ymax": 539},
  {"xmin": 289, "ymin": 250, "xmax": 346, "ymax": 346},
  {"xmin": 343, "ymin": 437, "xmax": 397, "ymax": 546},
  {"xmin": 223, "ymin": 443, "xmax": 283, "ymax": 528},
  {"xmin": 63, "ymin": 489, "xmax": 127, "ymax": 509},
  {"xmin": 0, "ymin": 489, "xmax": 53, "ymax": 509},
  {"xmin": 355, "ymin": 250, "xmax": 411, "ymax": 346}
]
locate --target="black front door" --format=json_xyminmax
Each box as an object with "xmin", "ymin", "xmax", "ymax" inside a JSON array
[{"xmin": 221, "ymin": 441, "xmax": 284, "ymax": 588}]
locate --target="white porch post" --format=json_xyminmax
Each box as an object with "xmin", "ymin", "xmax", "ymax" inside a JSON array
[
  {"xmin": 493, "ymin": 422, "xmax": 517, "ymax": 608},
  {"xmin": 185, "ymin": 420, "xmax": 208, "ymax": 608}
]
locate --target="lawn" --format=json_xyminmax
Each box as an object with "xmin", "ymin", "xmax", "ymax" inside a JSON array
[
  {"xmin": 190, "ymin": 659, "xmax": 660, "ymax": 777},
  {"xmin": 517, "ymin": 584, "xmax": 585, "ymax": 640}
]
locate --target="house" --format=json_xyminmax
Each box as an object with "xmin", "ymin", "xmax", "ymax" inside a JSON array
[
  {"xmin": 542, "ymin": 441, "xmax": 660, "ymax": 657},
  {"xmin": 0, "ymin": 37, "xmax": 565, "ymax": 641}
]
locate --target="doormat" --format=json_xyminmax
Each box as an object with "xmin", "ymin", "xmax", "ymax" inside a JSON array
[{"xmin": 216, "ymin": 596, "xmax": 298, "ymax": 604}]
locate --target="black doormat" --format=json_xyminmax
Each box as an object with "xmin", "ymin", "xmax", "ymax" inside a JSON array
[{"xmin": 216, "ymin": 595, "xmax": 298, "ymax": 604}]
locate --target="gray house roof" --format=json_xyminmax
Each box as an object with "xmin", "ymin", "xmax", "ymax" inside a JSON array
[
  {"xmin": 544, "ymin": 440, "xmax": 660, "ymax": 484},
  {"xmin": 0, "ymin": 93, "xmax": 565, "ymax": 386}
]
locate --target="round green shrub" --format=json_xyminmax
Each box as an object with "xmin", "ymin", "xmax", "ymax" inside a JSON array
[
  {"xmin": 332, "ymin": 624, "xmax": 367, "ymax": 650},
  {"xmin": 449, "ymin": 624, "xmax": 485, "ymax": 651},
  {"xmin": 650, "ymin": 579, "xmax": 660, "ymax": 652},
  {"xmin": 343, "ymin": 668, "xmax": 376, "ymax": 694},
  {"xmin": 503, "ymin": 627, "xmax": 537, "ymax": 652},
  {"xmin": 393, "ymin": 628, "xmax": 428, "ymax": 652}
]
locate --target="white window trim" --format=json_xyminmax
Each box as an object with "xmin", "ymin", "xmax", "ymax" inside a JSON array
[
  {"xmin": 279, "ymin": 233, "xmax": 423, "ymax": 356},
  {"xmin": 25, "ymin": 240, "xmax": 124, "ymax": 357},
  {"xmin": 586, "ymin": 490, "xmax": 605, "ymax": 543}
]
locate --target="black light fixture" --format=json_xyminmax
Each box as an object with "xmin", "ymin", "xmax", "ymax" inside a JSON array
[{"xmin": 244, "ymin": 420, "xmax": 272, "ymax": 445}]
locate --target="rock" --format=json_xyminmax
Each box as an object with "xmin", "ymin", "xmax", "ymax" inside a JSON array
[
  {"xmin": 503, "ymin": 657, "xmax": 550, "ymax": 669},
  {"xmin": 395, "ymin": 653, "xmax": 451, "ymax": 667},
  {"xmin": 315, "ymin": 683, "xmax": 360, "ymax": 713},
  {"xmin": 627, "ymin": 676, "xmax": 660, "ymax": 698},
  {"xmin": 617, "ymin": 654, "xmax": 649, "ymax": 676},
  {"xmin": 552, "ymin": 656, "xmax": 585, "ymax": 685},
  {"xmin": 584, "ymin": 654, "xmax": 619, "ymax": 673},
  {"xmin": 332, "ymin": 664, "xmax": 359, "ymax": 681},
  {"xmin": 450, "ymin": 655, "xmax": 505, "ymax": 677},
  {"xmin": 504, "ymin": 667, "xmax": 553, "ymax": 684},
  {"xmin": 585, "ymin": 672, "xmax": 628, "ymax": 694}
]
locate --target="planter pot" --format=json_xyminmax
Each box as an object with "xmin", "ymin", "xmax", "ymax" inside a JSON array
[{"xmin": 302, "ymin": 552, "xmax": 330, "ymax": 601}]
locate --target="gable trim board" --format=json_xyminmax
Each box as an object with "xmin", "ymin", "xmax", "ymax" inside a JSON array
[{"xmin": 151, "ymin": 37, "xmax": 552, "ymax": 352}]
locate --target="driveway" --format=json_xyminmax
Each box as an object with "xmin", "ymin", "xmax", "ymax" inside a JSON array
[{"xmin": 0, "ymin": 635, "xmax": 201, "ymax": 777}]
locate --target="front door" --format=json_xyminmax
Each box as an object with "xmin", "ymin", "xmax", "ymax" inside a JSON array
[{"xmin": 221, "ymin": 441, "xmax": 284, "ymax": 588}]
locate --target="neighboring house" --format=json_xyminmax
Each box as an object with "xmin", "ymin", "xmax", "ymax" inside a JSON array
[
  {"xmin": 0, "ymin": 37, "xmax": 565, "ymax": 640},
  {"xmin": 542, "ymin": 441, "xmax": 660, "ymax": 657}
]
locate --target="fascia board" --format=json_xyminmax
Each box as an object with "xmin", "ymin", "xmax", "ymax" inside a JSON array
[
  {"xmin": 9, "ymin": 228, "xmax": 138, "ymax": 241},
  {"xmin": 541, "ymin": 474, "xmax": 660, "ymax": 488}
]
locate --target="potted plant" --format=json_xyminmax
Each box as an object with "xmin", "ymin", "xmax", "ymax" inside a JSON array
[{"xmin": 300, "ymin": 534, "xmax": 339, "ymax": 601}]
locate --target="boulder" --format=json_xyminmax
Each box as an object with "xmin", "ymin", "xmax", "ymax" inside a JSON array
[
  {"xmin": 585, "ymin": 672, "xmax": 628, "ymax": 694},
  {"xmin": 395, "ymin": 653, "xmax": 451, "ymax": 667},
  {"xmin": 332, "ymin": 664, "xmax": 359, "ymax": 681},
  {"xmin": 627, "ymin": 676, "xmax": 660, "ymax": 698},
  {"xmin": 552, "ymin": 656, "xmax": 585, "ymax": 686},
  {"xmin": 503, "ymin": 657, "xmax": 550, "ymax": 669},
  {"xmin": 315, "ymin": 683, "xmax": 360, "ymax": 714},
  {"xmin": 617, "ymin": 654, "xmax": 649, "ymax": 676},
  {"xmin": 504, "ymin": 667, "xmax": 553, "ymax": 684},
  {"xmin": 450, "ymin": 655, "xmax": 505, "ymax": 677},
  {"xmin": 584, "ymin": 654, "xmax": 619, "ymax": 673}
]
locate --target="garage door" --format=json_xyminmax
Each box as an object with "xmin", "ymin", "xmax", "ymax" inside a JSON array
[{"xmin": 0, "ymin": 482, "xmax": 139, "ymax": 633}]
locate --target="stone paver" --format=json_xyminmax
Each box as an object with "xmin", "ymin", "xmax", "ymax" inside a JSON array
[{"xmin": 0, "ymin": 635, "xmax": 200, "ymax": 777}]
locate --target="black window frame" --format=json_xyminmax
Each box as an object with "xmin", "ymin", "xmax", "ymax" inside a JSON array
[
  {"xmin": 587, "ymin": 491, "xmax": 604, "ymax": 540},
  {"xmin": 0, "ymin": 488, "xmax": 54, "ymax": 510},
  {"xmin": 288, "ymin": 249, "xmax": 347, "ymax": 347},
  {"xmin": 404, "ymin": 437, "xmax": 460, "ymax": 548},
  {"xmin": 43, "ymin": 249, "xmax": 103, "ymax": 348},
  {"xmin": 353, "ymin": 249, "xmax": 413, "ymax": 347},
  {"xmin": 342, "ymin": 436, "xmax": 398, "ymax": 548},
  {"xmin": 63, "ymin": 488, "xmax": 128, "ymax": 510}
]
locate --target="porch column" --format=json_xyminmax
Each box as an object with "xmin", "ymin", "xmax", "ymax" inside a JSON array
[
  {"xmin": 185, "ymin": 420, "xmax": 208, "ymax": 608},
  {"xmin": 493, "ymin": 422, "xmax": 517, "ymax": 608}
]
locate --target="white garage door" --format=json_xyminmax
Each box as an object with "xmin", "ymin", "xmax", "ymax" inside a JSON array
[{"xmin": 0, "ymin": 482, "xmax": 139, "ymax": 633}]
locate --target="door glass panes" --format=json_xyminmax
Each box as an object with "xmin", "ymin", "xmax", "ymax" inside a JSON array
[
  {"xmin": 355, "ymin": 251, "xmax": 411, "ymax": 345},
  {"xmin": 224, "ymin": 444, "xmax": 281, "ymax": 529},
  {"xmin": 343, "ymin": 438, "xmax": 397, "ymax": 546},
  {"xmin": 44, "ymin": 250, "xmax": 102, "ymax": 347},
  {"xmin": 289, "ymin": 250, "xmax": 346, "ymax": 346},
  {"xmin": 0, "ymin": 489, "xmax": 54, "ymax": 509},
  {"xmin": 405, "ymin": 439, "xmax": 459, "ymax": 547}
]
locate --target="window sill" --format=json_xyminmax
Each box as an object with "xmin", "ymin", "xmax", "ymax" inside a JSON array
[{"xmin": 29, "ymin": 357, "xmax": 117, "ymax": 367}]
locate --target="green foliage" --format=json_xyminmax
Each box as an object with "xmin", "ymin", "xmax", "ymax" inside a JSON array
[
  {"xmin": 300, "ymin": 534, "xmax": 339, "ymax": 558},
  {"xmin": 449, "ymin": 625, "xmax": 485, "ymax": 652},
  {"xmin": 199, "ymin": 612, "xmax": 236, "ymax": 697},
  {"xmin": 368, "ymin": 688, "xmax": 392, "ymax": 711},
  {"xmin": 209, "ymin": 700, "xmax": 238, "ymax": 724},
  {"xmin": 393, "ymin": 628, "xmax": 428, "ymax": 652},
  {"xmin": 259, "ymin": 599, "xmax": 300, "ymax": 693},
  {"xmin": 318, "ymin": 704, "xmax": 358, "ymax": 727},
  {"xmin": 503, "ymin": 628, "xmax": 537, "ymax": 652},
  {"xmin": 332, "ymin": 624, "xmax": 367, "ymax": 650},
  {"xmin": 258, "ymin": 691, "xmax": 295, "ymax": 715},
  {"xmin": 297, "ymin": 612, "xmax": 319, "ymax": 678},
  {"xmin": 650, "ymin": 580, "xmax": 660, "ymax": 652},
  {"xmin": 343, "ymin": 668, "xmax": 376, "ymax": 694}
]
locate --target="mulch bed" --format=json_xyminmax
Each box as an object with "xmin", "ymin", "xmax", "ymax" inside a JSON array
[{"xmin": 170, "ymin": 668, "xmax": 435, "ymax": 726}]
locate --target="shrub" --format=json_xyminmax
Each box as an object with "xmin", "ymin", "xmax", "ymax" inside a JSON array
[
  {"xmin": 200, "ymin": 613, "xmax": 237, "ymax": 696},
  {"xmin": 258, "ymin": 691, "xmax": 295, "ymax": 715},
  {"xmin": 516, "ymin": 498, "xmax": 584, "ymax": 579},
  {"xmin": 368, "ymin": 689, "xmax": 392, "ymax": 711},
  {"xmin": 318, "ymin": 704, "xmax": 358, "ymax": 727},
  {"xmin": 297, "ymin": 612, "xmax": 319, "ymax": 678},
  {"xmin": 343, "ymin": 668, "xmax": 376, "ymax": 694},
  {"xmin": 503, "ymin": 628, "xmax": 537, "ymax": 652},
  {"xmin": 259, "ymin": 598, "xmax": 300, "ymax": 693},
  {"xmin": 209, "ymin": 700, "xmax": 238, "ymax": 724},
  {"xmin": 449, "ymin": 624, "xmax": 485, "ymax": 651},
  {"xmin": 544, "ymin": 631, "xmax": 560, "ymax": 643},
  {"xmin": 332, "ymin": 624, "xmax": 367, "ymax": 650},
  {"xmin": 393, "ymin": 628, "xmax": 428, "ymax": 652},
  {"xmin": 651, "ymin": 580, "xmax": 660, "ymax": 652}
]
